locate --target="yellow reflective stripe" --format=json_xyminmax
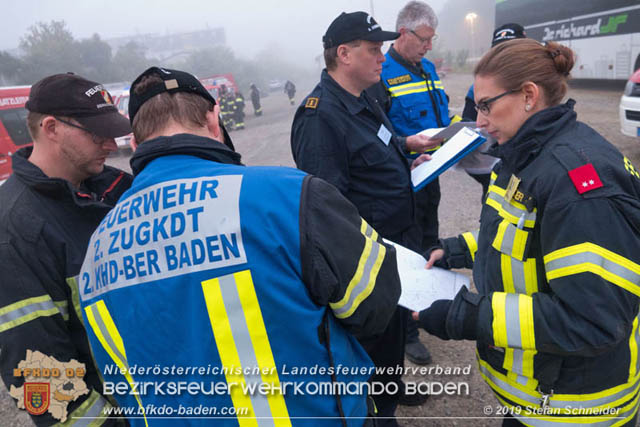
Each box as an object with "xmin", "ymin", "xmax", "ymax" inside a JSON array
[
  {"xmin": 501, "ymin": 254, "xmax": 516, "ymax": 293},
  {"xmin": 0, "ymin": 295, "xmax": 59, "ymax": 333},
  {"xmin": 493, "ymin": 393, "xmax": 639, "ymax": 426},
  {"xmin": 519, "ymin": 294, "xmax": 536, "ymax": 350},
  {"xmin": 64, "ymin": 389, "xmax": 112, "ymax": 425},
  {"xmin": 492, "ymin": 220, "xmax": 528, "ymax": 261},
  {"xmin": 66, "ymin": 276, "xmax": 84, "ymax": 329},
  {"xmin": 504, "ymin": 350, "xmax": 537, "ymax": 386},
  {"xmin": 53, "ymin": 300, "xmax": 69, "ymax": 321},
  {"xmin": 462, "ymin": 231, "xmax": 478, "ymax": 262},
  {"xmin": 387, "ymin": 81, "xmax": 426, "ymax": 92},
  {"xmin": 492, "ymin": 292, "xmax": 508, "ymax": 347},
  {"xmin": 486, "ymin": 185, "xmax": 537, "ymax": 227},
  {"xmin": 202, "ymin": 277, "xmax": 258, "ymax": 426},
  {"xmin": 544, "ymin": 243, "xmax": 640, "ymax": 297},
  {"xmin": 234, "ymin": 270, "xmax": 290, "ymax": 425},
  {"xmin": 524, "ymin": 258, "xmax": 539, "ymax": 295},
  {"xmin": 630, "ymin": 316, "xmax": 640, "ymax": 381},
  {"xmin": 480, "ymin": 354, "xmax": 640, "ymax": 411},
  {"xmin": 330, "ymin": 220, "xmax": 386, "ymax": 319},
  {"xmin": 84, "ymin": 301, "xmax": 147, "ymax": 426},
  {"xmin": 390, "ymin": 87, "xmax": 428, "ymax": 97}
]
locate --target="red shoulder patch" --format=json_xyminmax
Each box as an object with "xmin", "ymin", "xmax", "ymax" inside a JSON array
[{"xmin": 568, "ymin": 163, "xmax": 603, "ymax": 194}]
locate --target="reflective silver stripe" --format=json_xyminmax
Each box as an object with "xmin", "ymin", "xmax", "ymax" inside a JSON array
[
  {"xmin": 363, "ymin": 224, "xmax": 374, "ymax": 239},
  {"xmin": 332, "ymin": 225, "xmax": 383, "ymax": 318},
  {"xmin": 510, "ymin": 258, "xmax": 528, "ymax": 294},
  {"xmin": 545, "ymin": 252, "xmax": 640, "ymax": 285},
  {"xmin": 511, "ymin": 349, "xmax": 527, "ymax": 380},
  {"xmin": 480, "ymin": 361, "xmax": 640, "ymax": 409},
  {"xmin": 219, "ymin": 274, "xmax": 274, "ymax": 426},
  {"xmin": 87, "ymin": 305, "xmax": 129, "ymax": 370},
  {"xmin": 70, "ymin": 391, "xmax": 109, "ymax": 426},
  {"xmin": 0, "ymin": 297, "xmax": 57, "ymax": 332},
  {"xmin": 496, "ymin": 222, "xmax": 522, "ymax": 259},
  {"xmin": 504, "ymin": 294, "xmax": 523, "ymax": 348},
  {"xmin": 486, "ymin": 190, "xmax": 537, "ymax": 224}
]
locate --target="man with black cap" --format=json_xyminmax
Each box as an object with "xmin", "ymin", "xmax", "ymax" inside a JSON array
[
  {"xmin": 291, "ymin": 11, "xmax": 435, "ymax": 425},
  {"xmin": 0, "ymin": 73, "xmax": 133, "ymax": 425},
  {"xmin": 77, "ymin": 66, "xmax": 402, "ymax": 425}
]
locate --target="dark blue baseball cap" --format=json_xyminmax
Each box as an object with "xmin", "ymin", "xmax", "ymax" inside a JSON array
[{"xmin": 323, "ymin": 11, "xmax": 399, "ymax": 49}]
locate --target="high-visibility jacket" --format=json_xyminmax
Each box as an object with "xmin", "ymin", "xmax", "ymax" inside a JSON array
[
  {"xmin": 441, "ymin": 100, "xmax": 640, "ymax": 425},
  {"xmin": 380, "ymin": 46, "xmax": 450, "ymax": 147},
  {"xmin": 0, "ymin": 147, "xmax": 132, "ymax": 425},
  {"xmin": 77, "ymin": 134, "xmax": 401, "ymax": 426}
]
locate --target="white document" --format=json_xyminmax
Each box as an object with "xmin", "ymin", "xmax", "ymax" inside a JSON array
[
  {"xmin": 384, "ymin": 239, "xmax": 469, "ymax": 312},
  {"xmin": 411, "ymin": 126, "xmax": 484, "ymax": 190}
]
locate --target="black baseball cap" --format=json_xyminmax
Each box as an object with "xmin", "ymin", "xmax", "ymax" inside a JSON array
[
  {"xmin": 491, "ymin": 23, "xmax": 526, "ymax": 47},
  {"xmin": 128, "ymin": 66, "xmax": 217, "ymax": 124},
  {"xmin": 323, "ymin": 11, "xmax": 400, "ymax": 49},
  {"xmin": 128, "ymin": 67, "xmax": 234, "ymax": 151},
  {"xmin": 26, "ymin": 73, "xmax": 131, "ymax": 138}
]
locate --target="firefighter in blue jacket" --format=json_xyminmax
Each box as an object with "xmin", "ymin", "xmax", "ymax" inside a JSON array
[
  {"xmin": 375, "ymin": 0, "xmax": 448, "ymax": 371},
  {"xmin": 77, "ymin": 67, "xmax": 402, "ymax": 426},
  {"xmin": 416, "ymin": 40, "xmax": 640, "ymax": 426}
]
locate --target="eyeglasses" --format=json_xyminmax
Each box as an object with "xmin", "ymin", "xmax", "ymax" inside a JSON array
[
  {"xmin": 410, "ymin": 30, "xmax": 438, "ymax": 44},
  {"xmin": 475, "ymin": 89, "xmax": 520, "ymax": 115},
  {"xmin": 54, "ymin": 117, "xmax": 110, "ymax": 145}
]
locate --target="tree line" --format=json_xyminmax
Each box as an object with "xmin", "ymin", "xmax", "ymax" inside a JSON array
[{"xmin": 0, "ymin": 21, "xmax": 312, "ymax": 94}]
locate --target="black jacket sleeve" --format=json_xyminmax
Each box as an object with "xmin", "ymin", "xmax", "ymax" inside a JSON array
[{"xmin": 299, "ymin": 176, "xmax": 401, "ymax": 339}]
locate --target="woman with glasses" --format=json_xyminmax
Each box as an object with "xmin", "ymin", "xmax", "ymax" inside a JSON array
[{"xmin": 414, "ymin": 38, "xmax": 640, "ymax": 426}]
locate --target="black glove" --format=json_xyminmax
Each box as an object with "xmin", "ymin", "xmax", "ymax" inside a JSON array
[{"xmin": 417, "ymin": 299, "xmax": 453, "ymax": 340}]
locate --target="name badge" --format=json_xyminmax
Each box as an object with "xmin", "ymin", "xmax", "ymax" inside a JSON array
[{"xmin": 377, "ymin": 124, "xmax": 391, "ymax": 146}]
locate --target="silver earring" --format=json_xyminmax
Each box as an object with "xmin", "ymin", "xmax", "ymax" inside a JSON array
[{"xmin": 525, "ymin": 104, "xmax": 531, "ymax": 111}]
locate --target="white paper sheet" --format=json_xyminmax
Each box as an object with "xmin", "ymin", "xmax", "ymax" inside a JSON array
[{"xmin": 384, "ymin": 239, "xmax": 469, "ymax": 312}]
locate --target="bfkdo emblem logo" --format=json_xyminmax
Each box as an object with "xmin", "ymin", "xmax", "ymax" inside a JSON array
[{"xmin": 24, "ymin": 383, "xmax": 50, "ymax": 415}]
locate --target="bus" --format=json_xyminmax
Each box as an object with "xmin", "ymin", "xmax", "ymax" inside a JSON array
[{"xmin": 495, "ymin": 0, "xmax": 640, "ymax": 80}]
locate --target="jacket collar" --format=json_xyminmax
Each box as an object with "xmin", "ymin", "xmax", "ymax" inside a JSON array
[
  {"xmin": 321, "ymin": 69, "xmax": 370, "ymax": 116},
  {"xmin": 130, "ymin": 133, "xmax": 243, "ymax": 176},
  {"xmin": 388, "ymin": 45, "xmax": 424, "ymax": 76},
  {"xmin": 488, "ymin": 99, "xmax": 577, "ymax": 171},
  {"xmin": 11, "ymin": 146, "xmax": 128, "ymax": 203}
]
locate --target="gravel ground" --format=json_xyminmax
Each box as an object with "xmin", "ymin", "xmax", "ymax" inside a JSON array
[{"xmin": 2, "ymin": 72, "xmax": 638, "ymax": 426}]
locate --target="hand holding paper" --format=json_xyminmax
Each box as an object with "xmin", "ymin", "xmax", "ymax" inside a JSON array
[{"xmin": 384, "ymin": 239, "xmax": 468, "ymax": 312}]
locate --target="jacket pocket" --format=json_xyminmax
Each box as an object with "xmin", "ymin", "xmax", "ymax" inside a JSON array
[{"xmin": 358, "ymin": 142, "xmax": 391, "ymax": 167}]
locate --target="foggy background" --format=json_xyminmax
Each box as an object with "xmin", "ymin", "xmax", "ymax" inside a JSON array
[{"xmin": 1, "ymin": 0, "xmax": 496, "ymax": 93}]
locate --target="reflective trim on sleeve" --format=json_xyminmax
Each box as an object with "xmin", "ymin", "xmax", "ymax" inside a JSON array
[
  {"xmin": 544, "ymin": 243, "xmax": 640, "ymax": 297},
  {"xmin": 202, "ymin": 270, "xmax": 291, "ymax": 426},
  {"xmin": 486, "ymin": 185, "xmax": 537, "ymax": 227},
  {"xmin": 462, "ymin": 231, "xmax": 479, "ymax": 262},
  {"xmin": 53, "ymin": 300, "xmax": 69, "ymax": 321},
  {"xmin": 330, "ymin": 220, "xmax": 386, "ymax": 319},
  {"xmin": 478, "ymin": 356, "xmax": 640, "ymax": 414},
  {"xmin": 491, "ymin": 293, "xmax": 535, "ymax": 350},
  {"xmin": 84, "ymin": 301, "xmax": 148, "ymax": 426},
  {"xmin": 66, "ymin": 389, "xmax": 111, "ymax": 426},
  {"xmin": 0, "ymin": 295, "xmax": 59, "ymax": 333}
]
